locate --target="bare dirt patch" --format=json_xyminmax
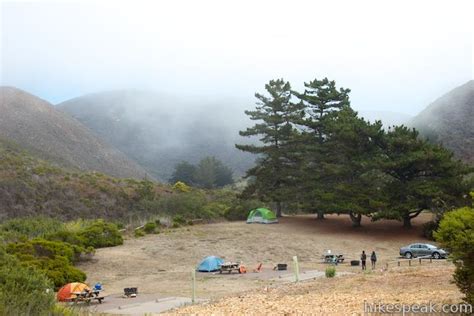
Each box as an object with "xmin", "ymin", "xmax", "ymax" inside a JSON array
[{"xmin": 79, "ymin": 213, "xmax": 442, "ymax": 304}]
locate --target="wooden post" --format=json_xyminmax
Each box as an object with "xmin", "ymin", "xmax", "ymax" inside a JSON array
[
  {"xmin": 419, "ymin": 258, "xmax": 422, "ymax": 265},
  {"xmin": 192, "ymin": 269, "xmax": 196, "ymax": 303},
  {"xmin": 430, "ymin": 257, "xmax": 432, "ymax": 263},
  {"xmin": 398, "ymin": 261, "xmax": 400, "ymax": 267},
  {"xmin": 409, "ymin": 259, "xmax": 411, "ymax": 266},
  {"xmin": 293, "ymin": 256, "xmax": 300, "ymax": 282}
]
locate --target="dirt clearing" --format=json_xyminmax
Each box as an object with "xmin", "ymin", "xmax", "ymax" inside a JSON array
[{"xmin": 79, "ymin": 213, "xmax": 446, "ymax": 303}]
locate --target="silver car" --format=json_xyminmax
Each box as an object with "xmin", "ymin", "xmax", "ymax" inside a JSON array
[{"xmin": 399, "ymin": 243, "xmax": 448, "ymax": 259}]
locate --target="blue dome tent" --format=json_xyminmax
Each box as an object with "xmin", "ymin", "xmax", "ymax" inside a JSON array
[{"xmin": 197, "ymin": 256, "xmax": 224, "ymax": 272}]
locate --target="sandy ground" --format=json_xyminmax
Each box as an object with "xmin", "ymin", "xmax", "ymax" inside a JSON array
[
  {"xmin": 78, "ymin": 213, "xmax": 442, "ymax": 305},
  {"xmin": 167, "ymin": 264, "xmax": 462, "ymax": 315}
]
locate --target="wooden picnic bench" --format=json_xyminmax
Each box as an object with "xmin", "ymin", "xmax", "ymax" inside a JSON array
[
  {"xmin": 219, "ymin": 262, "xmax": 241, "ymax": 274},
  {"xmin": 71, "ymin": 290, "xmax": 104, "ymax": 304}
]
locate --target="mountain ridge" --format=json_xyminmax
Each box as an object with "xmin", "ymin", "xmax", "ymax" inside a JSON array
[
  {"xmin": 410, "ymin": 80, "xmax": 473, "ymax": 164},
  {"xmin": 0, "ymin": 86, "xmax": 150, "ymax": 179}
]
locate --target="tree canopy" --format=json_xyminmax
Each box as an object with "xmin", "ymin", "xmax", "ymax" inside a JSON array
[{"xmin": 237, "ymin": 77, "xmax": 471, "ymax": 226}]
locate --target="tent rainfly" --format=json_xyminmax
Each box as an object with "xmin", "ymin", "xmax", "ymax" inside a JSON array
[
  {"xmin": 196, "ymin": 256, "xmax": 224, "ymax": 272},
  {"xmin": 246, "ymin": 208, "xmax": 278, "ymax": 224}
]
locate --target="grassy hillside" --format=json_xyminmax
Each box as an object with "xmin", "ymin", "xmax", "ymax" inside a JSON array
[
  {"xmin": 0, "ymin": 86, "xmax": 150, "ymax": 179},
  {"xmin": 0, "ymin": 139, "xmax": 167, "ymax": 221},
  {"xmin": 58, "ymin": 90, "xmax": 255, "ymax": 181},
  {"xmin": 0, "ymin": 139, "xmax": 257, "ymax": 222},
  {"xmin": 410, "ymin": 81, "xmax": 474, "ymax": 164}
]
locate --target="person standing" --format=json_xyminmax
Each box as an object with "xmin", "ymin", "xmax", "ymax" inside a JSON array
[
  {"xmin": 361, "ymin": 250, "xmax": 367, "ymax": 270},
  {"xmin": 371, "ymin": 251, "xmax": 377, "ymax": 269}
]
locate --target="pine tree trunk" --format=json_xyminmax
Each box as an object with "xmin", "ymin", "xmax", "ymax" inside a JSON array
[
  {"xmin": 403, "ymin": 215, "xmax": 412, "ymax": 228},
  {"xmin": 276, "ymin": 201, "xmax": 282, "ymax": 217},
  {"xmin": 316, "ymin": 210, "xmax": 325, "ymax": 220},
  {"xmin": 349, "ymin": 212, "xmax": 362, "ymax": 227}
]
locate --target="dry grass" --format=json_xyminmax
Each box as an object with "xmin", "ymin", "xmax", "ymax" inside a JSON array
[{"xmin": 167, "ymin": 265, "xmax": 461, "ymax": 315}]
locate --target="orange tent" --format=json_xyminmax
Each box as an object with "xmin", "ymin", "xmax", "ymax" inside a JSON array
[{"xmin": 57, "ymin": 282, "xmax": 91, "ymax": 302}]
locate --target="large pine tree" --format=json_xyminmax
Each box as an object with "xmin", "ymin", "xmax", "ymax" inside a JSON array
[
  {"xmin": 376, "ymin": 126, "xmax": 469, "ymax": 227},
  {"xmin": 236, "ymin": 79, "xmax": 304, "ymax": 217},
  {"xmin": 323, "ymin": 107, "xmax": 386, "ymax": 226},
  {"xmin": 292, "ymin": 78, "xmax": 351, "ymax": 219}
]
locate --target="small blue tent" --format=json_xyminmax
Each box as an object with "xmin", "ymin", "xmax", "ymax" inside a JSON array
[{"xmin": 197, "ymin": 256, "xmax": 224, "ymax": 272}]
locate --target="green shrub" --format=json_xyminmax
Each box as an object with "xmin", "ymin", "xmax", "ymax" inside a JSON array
[
  {"xmin": 143, "ymin": 222, "xmax": 158, "ymax": 234},
  {"xmin": 7, "ymin": 239, "xmax": 79, "ymax": 263},
  {"xmin": 158, "ymin": 191, "xmax": 208, "ymax": 219},
  {"xmin": 0, "ymin": 249, "xmax": 55, "ymax": 315},
  {"xmin": 172, "ymin": 215, "xmax": 187, "ymax": 228},
  {"xmin": 6, "ymin": 239, "xmax": 87, "ymax": 288},
  {"xmin": 325, "ymin": 266, "xmax": 336, "ymax": 278},
  {"xmin": 0, "ymin": 217, "xmax": 63, "ymax": 241},
  {"xmin": 434, "ymin": 205, "xmax": 474, "ymax": 304},
  {"xmin": 224, "ymin": 199, "xmax": 264, "ymax": 221},
  {"xmin": 24, "ymin": 256, "xmax": 86, "ymax": 289},
  {"xmin": 134, "ymin": 229, "xmax": 145, "ymax": 237},
  {"xmin": 78, "ymin": 220, "xmax": 123, "ymax": 248},
  {"xmin": 172, "ymin": 181, "xmax": 191, "ymax": 192}
]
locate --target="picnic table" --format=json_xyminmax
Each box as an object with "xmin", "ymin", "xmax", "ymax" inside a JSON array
[
  {"xmin": 219, "ymin": 262, "xmax": 241, "ymax": 274},
  {"xmin": 71, "ymin": 290, "xmax": 104, "ymax": 304},
  {"xmin": 322, "ymin": 254, "xmax": 345, "ymax": 264}
]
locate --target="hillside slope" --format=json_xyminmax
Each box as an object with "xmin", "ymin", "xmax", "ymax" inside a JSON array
[
  {"xmin": 0, "ymin": 87, "xmax": 149, "ymax": 178},
  {"xmin": 58, "ymin": 90, "xmax": 254, "ymax": 181},
  {"xmin": 0, "ymin": 139, "xmax": 167, "ymax": 220},
  {"xmin": 410, "ymin": 81, "xmax": 474, "ymax": 163}
]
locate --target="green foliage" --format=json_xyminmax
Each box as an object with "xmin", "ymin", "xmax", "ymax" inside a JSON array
[
  {"xmin": 224, "ymin": 198, "xmax": 264, "ymax": 221},
  {"xmin": 134, "ymin": 229, "xmax": 145, "ymax": 237},
  {"xmin": 377, "ymin": 126, "xmax": 470, "ymax": 227},
  {"xmin": 170, "ymin": 157, "xmax": 234, "ymax": 189},
  {"xmin": 159, "ymin": 190, "xmax": 208, "ymax": 219},
  {"xmin": 6, "ymin": 239, "xmax": 86, "ymax": 289},
  {"xmin": 173, "ymin": 181, "xmax": 191, "ymax": 192},
  {"xmin": 143, "ymin": 221, "xmax": 158, "ymax": 234},
  {"xmin": 236, "ymin": 79, "xmax": 305, "ymax": 217},
  {"xmin": 325, "ymin": 266, "xmax": 336, "ymax": 278},
  {"xmin": 237, "ymin": 77, "xmax": 470, "ymax": 226},
  {"xmin": 172, "ymin": 215, "xmax": 187, "ymax": 227},
  {"xmin": 0, "ymin": 217, "xmax": 63, "ymax": 242},
  {"xmin": 77, "ymin": 220, "xmax": 123, "ymax": 248},
  {"xmin": 434, "ymin": 204, "xmax": 474, "ymax": 304},
  {"xmin": 169, "ymin": 162, "xmax": 197, "ymax": 186},
  {"xmin": 0, "ymin": 248, "xmax": 55, "ymax": 316}
]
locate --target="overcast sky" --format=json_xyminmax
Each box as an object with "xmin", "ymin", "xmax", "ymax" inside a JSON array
[{"xmin": 1, "ymin": 0, "xmax": 473, "ymax": 115}]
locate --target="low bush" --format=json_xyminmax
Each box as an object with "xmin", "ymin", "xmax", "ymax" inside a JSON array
[
  {"xmin": 134, "ymin": 229, "xmax": 145, "ymax": 238},
  {"xmin": 435, "ymin": 205, "xmax": 474, "ymax": 305},
  {"xmin": 325, "ymin": 266, "xmax": 336, "ymax": 278},
  {"xmin": 0, "ymin": 248, "xmax": 55, "ymax": 315},
  {"xmin": 0, "ymin": 217, "xmax": 63, "ymax": 242},
  {"xmin": 6, "ymin": 239, "xmax": 86, "ymax": 288},
  {"xmin": 78, "ymin": 220, "xmax": 123, "ymax": 248},
  {"xmin": 143, "ymin": 221, "xmax": 158, "ymax": 234},
  {"xmin": 172, "ymin": 215, "xmax": 187, "ymax": 228}
]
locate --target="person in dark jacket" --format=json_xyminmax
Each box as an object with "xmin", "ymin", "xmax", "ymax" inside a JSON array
[
  {"xmin": 361, "ymin": 250, "xmax": 367, "ymax": 270},
  {"xmin": 371, "ymin": 251, "xmax": 377, "ymax": 269}
]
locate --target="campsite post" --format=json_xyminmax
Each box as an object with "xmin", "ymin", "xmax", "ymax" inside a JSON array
[
  {"xmin": 192, "ymin": 269, "xmax": 196, "ymax": 303},
  {"xmin": 293, "ymin": 256, "xmax": 300, "ymax": 282}
]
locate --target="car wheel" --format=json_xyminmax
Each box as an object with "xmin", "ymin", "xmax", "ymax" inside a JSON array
[
  {"xmin": 432, "ymin": 252, "xmax": 440, "ymax": 259},
  {"xmin": 405, "ymin": 252, "xmax": 413, "ymax": 259}
]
